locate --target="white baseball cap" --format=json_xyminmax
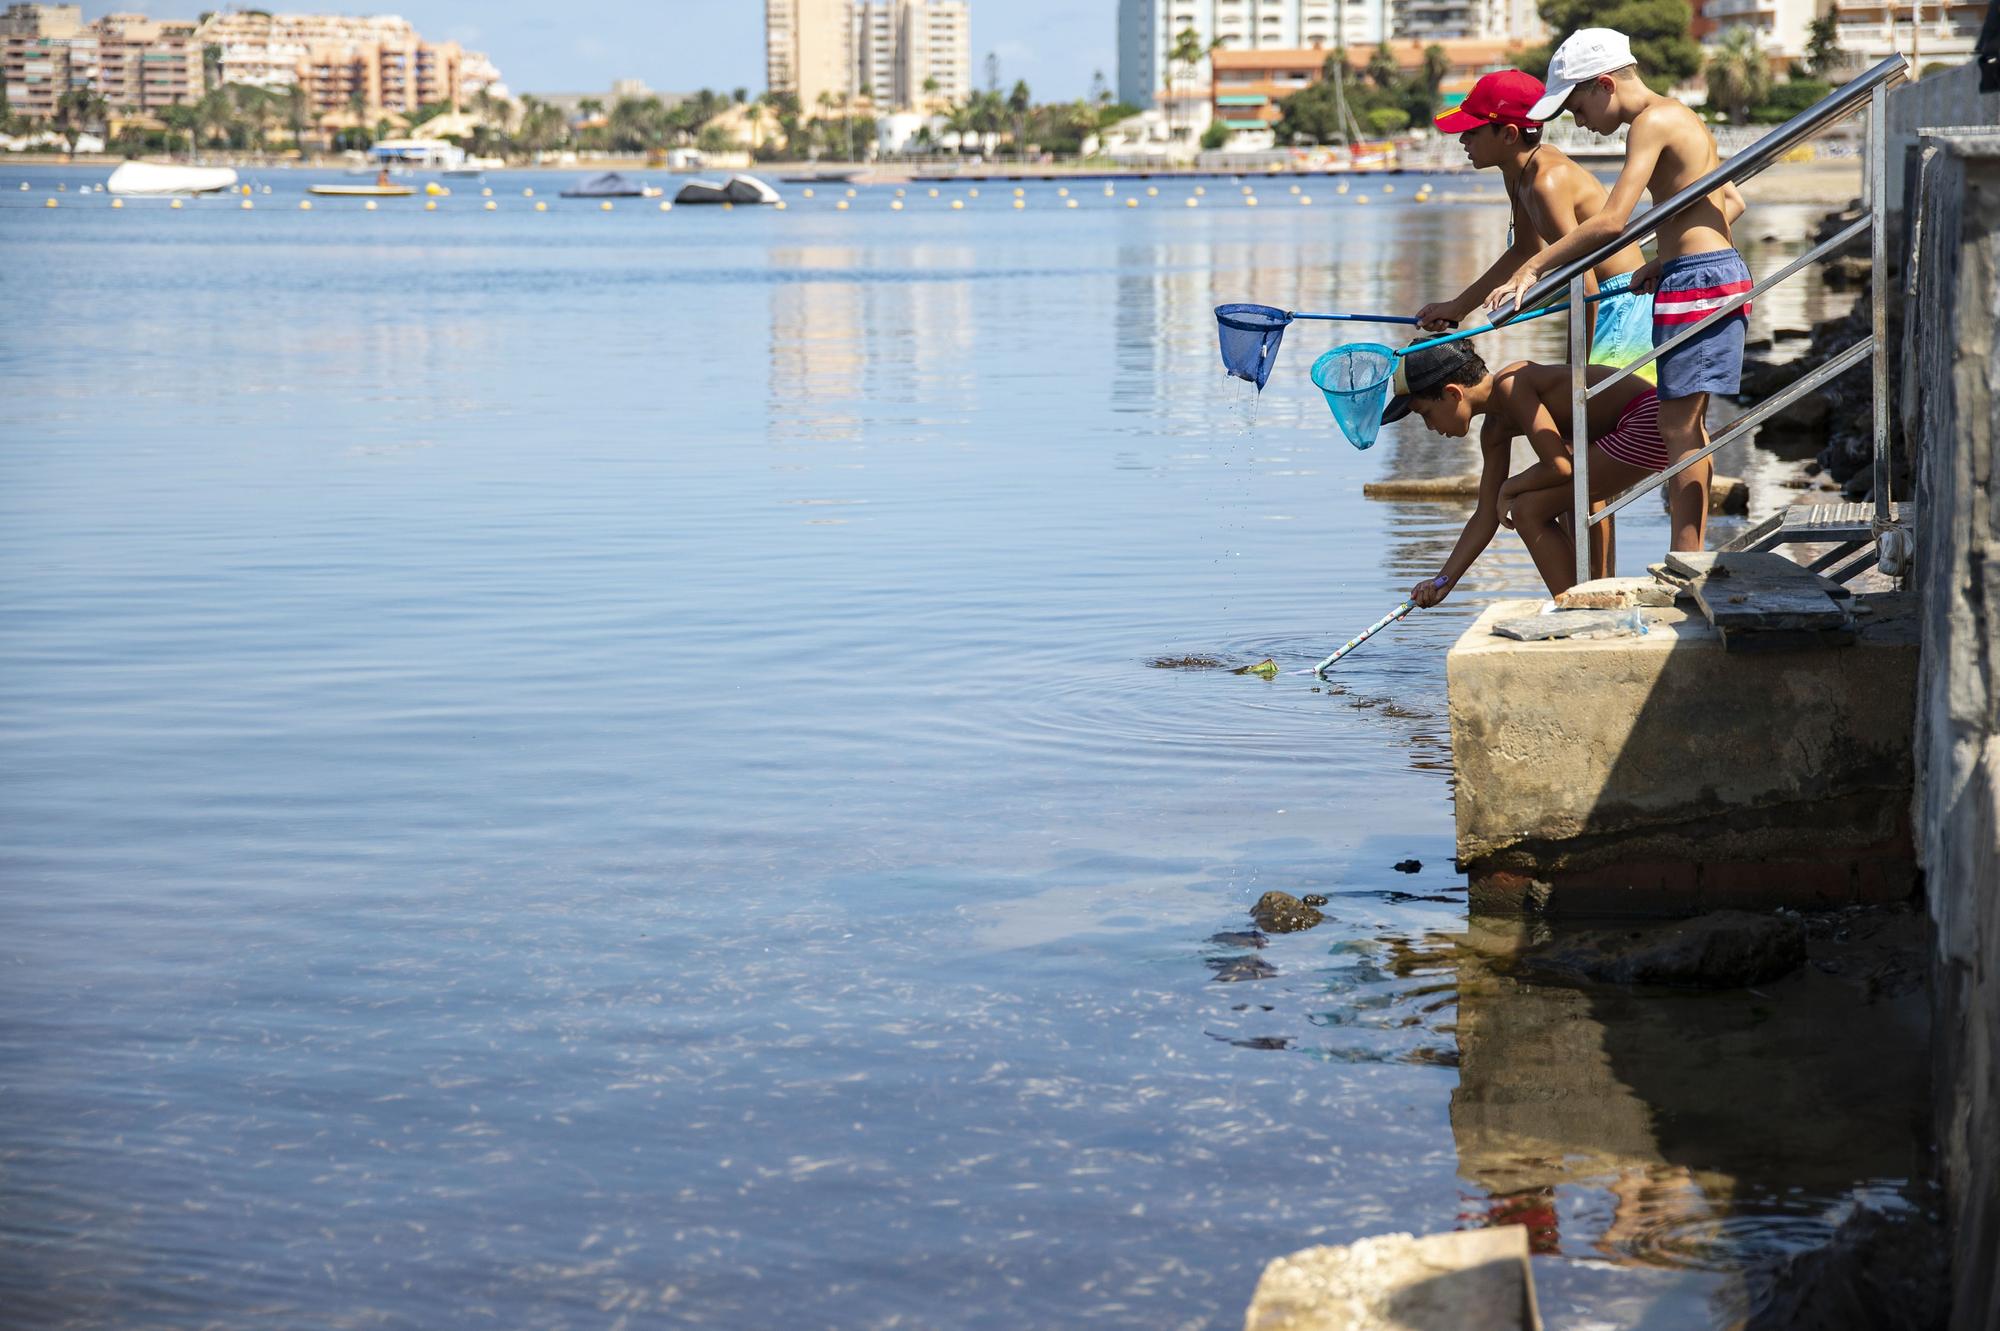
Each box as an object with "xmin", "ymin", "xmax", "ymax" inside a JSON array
[{"xmin": 1528, "ymin": 28, "xmax": 1637, "ymax": 121}]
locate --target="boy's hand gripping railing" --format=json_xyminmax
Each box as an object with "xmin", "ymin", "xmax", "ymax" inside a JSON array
[{"xmin": 1489, "ymin": 54, "xmax": 1913, "ymax": 583}]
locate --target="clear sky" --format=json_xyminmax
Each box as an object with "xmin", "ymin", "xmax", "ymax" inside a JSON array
[{"xmin": 82, "ymin": 1, "xmax": 1119, "ymax": 102}]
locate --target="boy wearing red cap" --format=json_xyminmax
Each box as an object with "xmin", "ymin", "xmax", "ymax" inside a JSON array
[
  {"xmin": 1486, "ymin": 28, "xmax": 1749, "ymax": 555},
  {"xmin": 1415, "ymin": 69, "xmax": 1656, "ymax": 390}
]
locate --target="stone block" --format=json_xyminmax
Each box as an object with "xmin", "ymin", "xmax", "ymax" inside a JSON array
[
  {"xmin": 1446, "ymin": 595, "xmax": 1918, "ymax": 907},
  {"xmin": 1244, "ymin": 1228, "xmax": 1540, "ymax": 1331},
  {"xmin": 1555, "ymin": 577, "xmax": 1677, "ymax": 611}
]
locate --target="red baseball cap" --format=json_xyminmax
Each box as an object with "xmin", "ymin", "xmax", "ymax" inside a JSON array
[{"xmin": 1434, "ymin": 70, "xmax": 1547, "ymax": 134}]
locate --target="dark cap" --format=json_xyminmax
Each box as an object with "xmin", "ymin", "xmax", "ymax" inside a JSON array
[{"xmin": 1381, "ymin": 338, "xmax": 1485, "ymax": 425}]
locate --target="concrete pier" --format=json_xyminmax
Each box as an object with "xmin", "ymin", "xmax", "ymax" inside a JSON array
[{"xmin": 1447, "ymin": 596, "xmax": 1918, "ymax": 915}]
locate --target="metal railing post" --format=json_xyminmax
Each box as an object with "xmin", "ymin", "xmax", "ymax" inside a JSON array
[
  {"xmin": 1570, "ymin": 273, "xmax": 1591, "ymax": 583},
  {"xmin": 1869, "ymin": 82, "xmax": 1892, "ymax": 521}
]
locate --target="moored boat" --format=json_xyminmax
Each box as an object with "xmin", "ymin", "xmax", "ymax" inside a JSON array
[
  {"xmin": 307, "ymin": 183, "xmax": 415, "ymax": 197},
  {"xmin": 560, "ymin": 171, "xmax": 647, "ymax": 199},
  {"xmin": 106, "ymin": 161, "xmax": 239, "ymax": 196},
  {"xmin": 673, "ymin": 173, "xmax": 782, "ymax": 206}
]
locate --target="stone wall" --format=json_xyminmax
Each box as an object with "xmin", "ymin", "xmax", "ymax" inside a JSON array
[
  {"xmin": 1887, "ymin": 61, "xmax": 2000, "ymax": 213},
  {"xmin": 1907, "ymin": 130, "xmax": 2000, "ymax": 1331}
]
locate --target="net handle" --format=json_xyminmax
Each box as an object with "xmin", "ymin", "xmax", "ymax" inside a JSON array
[
  {"xmin": 1399, "ymin": 290, "xmax": 1614, "ymax": 357},
  {"xmin": 1289, "ymin": 312, "xmax": 1423, "ymax": 326}
]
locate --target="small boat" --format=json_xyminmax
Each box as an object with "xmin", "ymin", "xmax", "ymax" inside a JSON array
[
  {"xmin": 443, "ymin": 167, "xmax": 483, "ymax": 179},
  {"xmin": 560, "ymin": 171, "xmax": 647, "ymax": 199},
  {"xmin": 106, "ymin": 160, "xmax": 239, "ymax": 196},
  {"xmin": 307, "ymin": 183, "xmax": 415, "ymax": 197},
  {"xmin": 673, "ymin": 173, "xmax": 782, "ymax": 206},
  {"xmin": 781, "ymin": 169, "xmax": 858, "ymax": 184}
]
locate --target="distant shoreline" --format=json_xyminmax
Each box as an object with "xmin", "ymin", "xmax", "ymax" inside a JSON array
[{"xmin": 5, "ymin": 156, "xmax": 1864, "ymax": 205}]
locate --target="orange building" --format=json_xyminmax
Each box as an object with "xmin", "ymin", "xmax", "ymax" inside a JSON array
[{"xmin": 1211, "ymin": 41, "xmax": 1520, "ymax": 133}]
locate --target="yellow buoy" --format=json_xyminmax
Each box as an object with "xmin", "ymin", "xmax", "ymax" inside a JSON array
[
  {"xmin": 1300, "ymin": 195, "xmax": 1312, "ymax": 205},
  {"xmin": 300, "ymin": 199, "xmax": 312, "ymax": 210},
  {"xmin": 968, "ymin": 187, "xmax": 979, "ymax": 197},
  {"xmin": 484, "ymin": 200, "xmax": 497, "ymax": 211},
  {"xmin": 836, "ymin": 199, "xmax": 848, "ymax": 210},
  {"xmin": 1146, "ymin": 186, "xmax": 1158, "ymax": 196},
  {"xmin": 659, "ymin": 200, "xmax": 672, "ymax": 211},
  {"xmin": 894, "ymin": 187, "xmax": 905, "ymax": 197},
  {"xmin": 260, "ymin": 185, "xmax": 271, "ymax": 194},
  {"xmin": 44, "ymin": 197, "xmax": 57, "ymax": 208},
  {"xmin": 241, "ymin": 198, "xmax": 253, "ymax": 209},
  {"xmin": 775, "ymin": 200, "xmax": 787, "ymax": 209},
  {"xmin": 600, "ymin": 200, "xmax": 613, "ymax": 211},
  {"xmin": 1242, "ymin": 185, "xmax": 1254, "ymax": 194},
  {"xmin": 1194, "ymin": 185, "xmax": 1206, "ymax": 195},
  {"xmin": 1337, "ymin": 182, "xmax": 1349, "ymax": 194},
  {"xmin": 365, "ymin": 200, "xmax": 377, "ymax": 210},
  {"xmin": 1245, "ymin": 196, "xmax": 1258, "ymax": 207},
  {"xmin": 481, "ymin": 186, "xmax": 492, "ymax": 197},
  {"xmin": 1355, "ymin": 195, "xmax": 1369, "ymax": 205},
  {"xmin": 722, "ymin": 201, "xmax": 733, "ymax": 210},
  {"xmin": 1289, "ymin": 184, "xmax": 1300, "ymax": 194},
  {"xmin": 535, "ymin": 200, "xmax": 547, "ymax": 211},
  {"xmin": 927, "ymin": 187, "xmax": 938, "ymax": 197},
  {"xmin": 950, "ymin": 199, "xmax": 964, "ymax": 210},
  {"xmin": 1185, "ymin": 197, "xmax": 1198, "ymax": 207},
  {"xmin": 1013, "ymin": 186, "xmax": 1024, "ymax": 197},
  {"xmin": 424, "ymin": 182, "xmax": 448, "ymax": 196},
  {"xmin": 1057, "ymin": 186, "xmax": 1069, "ymax": 197},
  {"xmin": 111, "ymin": 197, "xmax": 123, "ymax": 209},
  {"xmin": 170, "ymin": 198, "xmax": 183, "ymax": 209},
  {"xmin": 523, "ymin": 187, "xmax": 534, "ymax": 197},
  {"xmin": 1012, "ymin": 198, "xmax": 1025, "ymax": 209},
  {"xmin": 804, "ymin": 188, "xmax": 815, "ymax": 198},
  {"xmin": 1125, "ymin": 197, "xmax": 1137, "ymax": 208},
  {"xmin": 891, "ymin": 199, "xmax": 903, "ymax": 210},
  {"xmin": 426, "ymin": 199, "xmax": 438, "ymax": 211},
  {"xmin": 845, "ymin": 188, "xmax": 856, "ymax": 198},
  {"xmin": 1065, "ymin": 198, "xmax": 1078, "ymax": 209},
  {"xmin": 240, "ymin": 184, "xmax": 251, "ymax": 195}
]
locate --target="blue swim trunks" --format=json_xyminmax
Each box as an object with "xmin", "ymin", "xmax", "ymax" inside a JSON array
[
  {"xmin": 1652, "ymin": 248, "xmax": 1753, "ymax": 400},
  {"xmin": 1590, "ymin": 271, "xmax": 1657, "ymax": 385}
]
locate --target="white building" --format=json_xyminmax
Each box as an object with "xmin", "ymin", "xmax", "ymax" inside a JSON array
[
  {"xmin": 1701, "ymin": 0, "xmax": 1819, "ymax": 61},
  {"xmin": 1392, "ymin": 0, "xmax": 1543, "ymax": 42},
  {"xmin": 1827, "ymin": 0, "xmax": 1989, "ymax": 66},
  {"xmin": 1117, "ymin": 0, "xmax": 1391, "ymax": 113}
]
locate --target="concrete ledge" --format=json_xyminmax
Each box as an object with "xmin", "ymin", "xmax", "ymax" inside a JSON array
[{"xmin": 1447, "ymin": 595, "xmax": 1917, "ymax": 914}]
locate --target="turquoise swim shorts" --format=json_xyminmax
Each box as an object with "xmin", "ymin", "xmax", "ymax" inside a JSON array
[{"xmin": 1590, "ymin": 271, "xmax": 1657, "ymax": 385}]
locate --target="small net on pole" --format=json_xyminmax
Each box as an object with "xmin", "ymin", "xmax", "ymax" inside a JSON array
[
  {"xmin": 1214, "ymin": 303, "xmax": 1291, "ymax": 391},
  {"xmin": 1311, "ymin": 344, "xmax": 1397, "ymax": 449}
]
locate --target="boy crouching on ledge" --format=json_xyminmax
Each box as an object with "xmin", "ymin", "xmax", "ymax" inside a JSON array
[{"xmin": 1387, "ymin": 340, "xmax": 1668, "ymax": 606}]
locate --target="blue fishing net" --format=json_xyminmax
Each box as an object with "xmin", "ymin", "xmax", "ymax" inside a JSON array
[
  {"xmin": 1214, "ymin": 303, "xmax": 1291, "ymax": 391},
  {"xmin": 1311, "ymin": 344, "xmax": 1397, "ymax": 449}
]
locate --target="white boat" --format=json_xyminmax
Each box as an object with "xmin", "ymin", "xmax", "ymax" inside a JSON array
[
  {"xmin": 672, "ymin": 173, "xmax": 782, "ymax": 206},
  {"xmin": 307, "ymin": 183, "xmax": 415, "ymax": 197},
  {"xmin": 106, "ymin": 160, "xmax": 239, "ymax": 196}
]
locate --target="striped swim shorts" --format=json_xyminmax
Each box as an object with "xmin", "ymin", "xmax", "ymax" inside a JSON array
[
  {"xmin": 1652, "ymin": 248, "xmax": 1753, "ymax": 400},
  {"xmin": 1594, "ymin": 386, "xmax": 1668, "ymax": 472},
  {"xmin": 1589, "ymin": 271, "xmax": 1657, "ymax": 385}
]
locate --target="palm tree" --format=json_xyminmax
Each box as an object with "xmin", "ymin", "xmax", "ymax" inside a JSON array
[
  {"xmin": 1705, "ymin": 26, "xmax": 1771, "ymax": 125},
  {"xmin": 1007, "ymin": 78, "xmax": 1031, "ymax": 155},
  {"xmin": 53, "ymin": 86, "xmax": 107, "ymax": 157},
  {"xmin": 285, "ymin": 82, "xmax": 310, "ymax": 154},
  {"xmin": 513, "ymin": 95, "xmax": 566, "ymax": 157},
  {"xmin": 1167, "ymin": 26, "xmax": 1224, "ymax": 147}
]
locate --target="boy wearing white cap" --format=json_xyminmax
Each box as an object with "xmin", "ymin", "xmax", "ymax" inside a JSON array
[{"xmin": 1485, "ymin": 27, "xmax": 1747, "ymax": 555}]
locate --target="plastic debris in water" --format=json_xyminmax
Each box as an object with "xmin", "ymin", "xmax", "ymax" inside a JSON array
[{"xmin": 1233, "ymin": 658, "xmax": 1279, "ymax": 678}]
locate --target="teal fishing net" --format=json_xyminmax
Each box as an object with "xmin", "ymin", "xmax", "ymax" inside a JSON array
[{"xmin": 1311, "ymin": 344, "xmax": 1396, "ymax": 449}]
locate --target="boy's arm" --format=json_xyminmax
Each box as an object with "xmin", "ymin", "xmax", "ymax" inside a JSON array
[
  {"xmin": 1412, "ymin": 422, "xmax": 1513, "ymax": 606},
  {"xmin": 1719, "ymin": 180, "xmax": 1745, "ymax": 226},
  {"xmin": 1484, "ymin": 113, "xmax": 1669, "ymax": 314},
  {"xmin": 1496, "ymin": 377, "xmax": 1577, "ymax": 498},
  {"xmin": 1416, "ymin": 193, "xmax": 1540, "ymax": 330}
]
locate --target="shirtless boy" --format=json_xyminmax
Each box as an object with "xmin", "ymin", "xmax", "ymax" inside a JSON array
[
  {"xmin": 1383, "ymin": 339, "xmax": 1668, "ymax": 605},
  {"xmin": 1486, "ymin": 27, "xmax": 1750, "ymax": 554},
  {"xmin": 1413, "ymin": 66, "xmax": 1659, "ymax": 579},
  {"xmin": 1413, "ymin": 68, "xmax": 1655, "ymax": 387}
]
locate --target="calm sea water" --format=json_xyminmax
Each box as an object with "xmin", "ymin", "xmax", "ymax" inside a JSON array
[{"xmin": 1, "ymin": 165, "xmax": 1910, "ymax": 1329}]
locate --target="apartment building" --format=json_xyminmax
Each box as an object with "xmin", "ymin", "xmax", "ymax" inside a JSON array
[
  {"xmin": 1121, "ymin": 0, "xmax": 1389, "ymax": 109},
  {"xmin": 1391, "ymin": 0, "xmax": 1543, "ymax": 42},
  {"xmin": 769, "ymin": 0, "xmax": 968, "ymax": 115},
  {"xmin": 93, "ymin": 13, "xmax": 202, "ymax": 111},
  {"xmin": 2, "ymin": 5, "xmax": 94, "ymax": 119},
  {"xmin": 0, "ymin": 3, "xmax": 79, "ymax": 37},
  {"xmin": 1210, "ymin": 37, "xmax": 1514, "ymax": 132},
  {"xmin": 1828, "ymin": 0, "xmax": 1988, "ymax": 65}
]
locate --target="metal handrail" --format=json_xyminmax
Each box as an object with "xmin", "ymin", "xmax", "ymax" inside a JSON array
[
  {"xmin": 1499, "ymin": 53, "xmax": 1911, "ymax": 321},
  {"xmin": 1486, "ymin": 53, "xmax": 1913, "ymax": 584}
]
